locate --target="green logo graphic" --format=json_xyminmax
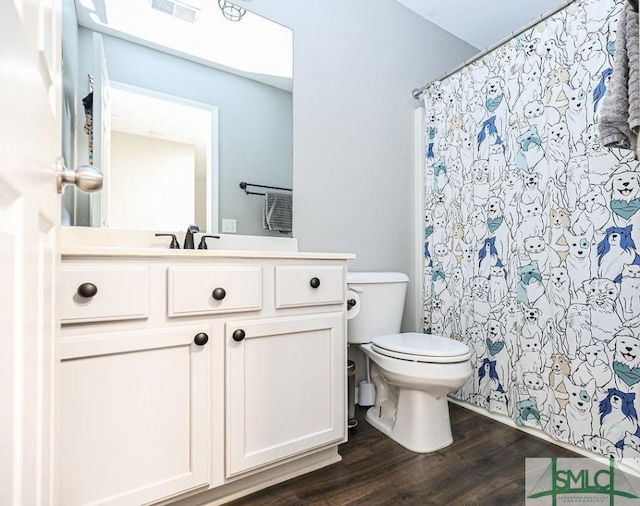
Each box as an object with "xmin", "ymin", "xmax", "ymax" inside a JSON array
[{"xmin": 527, "ymin": 458, "xmax": 639, "ymax": 505}]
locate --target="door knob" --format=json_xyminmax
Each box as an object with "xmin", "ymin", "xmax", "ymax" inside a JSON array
[
  {"xmin": 56, "ymin": 158, "xmax": 103, "ymax": 194},
  {"xmin": 194, "ymin": 332, "xmax": 209, "ymax": 346},
  {"xmin": 232, "ymin": 329, "xmax": 246, "ymax": 342}
]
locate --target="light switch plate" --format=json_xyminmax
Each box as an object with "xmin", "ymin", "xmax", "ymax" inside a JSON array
[{"xmin": 222, "ymin": 219, "xmax": 237, "ymax": 233}]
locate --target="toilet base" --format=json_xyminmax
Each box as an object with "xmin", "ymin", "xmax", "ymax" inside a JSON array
[{"xmin": 365, "ymin": 389, "xmax": 453, "ymax": 453}]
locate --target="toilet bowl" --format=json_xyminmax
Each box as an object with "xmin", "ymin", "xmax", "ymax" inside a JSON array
[
  {"xmin": 347, "ymin": 272, "xmax": 472, "ymax": 453},
  {"xmin": 360, "ymin": 333, "xmax": 471, "ymax": 452}
]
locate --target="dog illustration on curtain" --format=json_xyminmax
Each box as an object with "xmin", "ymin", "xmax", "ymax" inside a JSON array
[{"xmin": 422, "ymin": 0, "xmax": 640, "ymax": 469}]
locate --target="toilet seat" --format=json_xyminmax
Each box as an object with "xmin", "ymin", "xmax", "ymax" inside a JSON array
[{"xmin": 371, "ymin": 332, "xmax": 471, "ymax": 363}]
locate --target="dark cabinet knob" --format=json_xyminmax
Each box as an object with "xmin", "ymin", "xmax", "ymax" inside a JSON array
[
  {"xmin": 232, "ymin": 329, "xmax": 246, "ymax": 342},
  {"xmin": 77, "ymin": 282, "xmax": 98, "ymax": 298},
  {"xmin": 310, "ymin": 277, "xmax": 321, "ymax": 289},
  {"xmin": 212, "ymin": 287, "xmax": 226, "ymax": 301},
  {"xmin": 347, "ymin": 299, "xmax": 357, "ymax": 310},
  {"xmin": 194, "ymin": 332, "xmax": 209, "ymax": 346}
]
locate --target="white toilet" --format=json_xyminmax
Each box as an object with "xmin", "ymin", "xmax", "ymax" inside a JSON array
[{"xmin": 347, "ymin": 272, "xmax": 472, "ymax": 453}]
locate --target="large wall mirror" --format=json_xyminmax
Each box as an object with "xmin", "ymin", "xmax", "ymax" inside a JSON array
[{"xmin": 61, "ymin": 0, "xmax": 293, "ymax": 237}]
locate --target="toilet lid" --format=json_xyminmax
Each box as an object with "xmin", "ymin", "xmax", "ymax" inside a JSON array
[{"xmin": 371, "ymin": 333, "xmax": 470, "ymax": 363}]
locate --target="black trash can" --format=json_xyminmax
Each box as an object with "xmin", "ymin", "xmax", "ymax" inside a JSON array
[{"xmin": 347, "ymin": 360, "xmax": 358, "ymax": 429}]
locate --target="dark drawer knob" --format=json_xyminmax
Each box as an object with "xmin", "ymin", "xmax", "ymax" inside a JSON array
[
  {"xmin": 347, "ymin": 298, "xmax": 357, "ymax": 310},
  {"xmin": 212, "ymin": 287, "xmax": 226, "ymax": 301},
  {"xmin": 194, "ymin": 332, "xmax": 209, "ymax": 346},
  {"xmin": 310, "ymin": 277, "xmax": 321, "ymax": 289},
  {"xmin": 232, "ymin": 329, "xmax": 246, "ymax": 342},
  {"xmin": 77, "ymin": 282, "xmax": 98, "ymax": 298}
]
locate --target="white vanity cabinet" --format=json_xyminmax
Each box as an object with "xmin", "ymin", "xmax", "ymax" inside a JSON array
[{"xmin": 59, "ymin": 250, "xmax": 351, "ymax": 506}]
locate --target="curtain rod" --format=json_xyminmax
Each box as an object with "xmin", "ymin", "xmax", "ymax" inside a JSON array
[{"xmin": 412, "ymin": 0, "xmax": 577, "ymax": 99}]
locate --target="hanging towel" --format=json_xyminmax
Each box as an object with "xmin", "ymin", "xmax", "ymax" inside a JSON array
[
  {"xmin": 263, "ymin": 192, "xmax": 292, "ymax": 233},
  {"xmin": 82, "ymin": 92, "xmax": 94, "ymax": 164},
  {"xmin": 599, "ymin": 2, "xmax": 640, "ymax": 157}
]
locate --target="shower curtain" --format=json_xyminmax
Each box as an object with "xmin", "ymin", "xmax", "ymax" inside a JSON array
[{"xmin": 423, "ymin": 0, "xmax": 640, "ymax": 463}]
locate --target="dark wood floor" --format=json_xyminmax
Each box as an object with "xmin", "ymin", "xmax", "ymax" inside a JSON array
[{"xmin": 228, "ymin": 402, "xmax": 577, "ymax": 506}]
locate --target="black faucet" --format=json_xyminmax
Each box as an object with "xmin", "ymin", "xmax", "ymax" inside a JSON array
[
  {"xmin": 155, "ymin": 233, "xmax": 180, "ymax": 249},
  {"xmin": 183, "ymin": 224, "xmax": 200, "ymax": 249},
  {"xmin": 198, "ymin": 235, "xmax": 221, "ymax": 249}
]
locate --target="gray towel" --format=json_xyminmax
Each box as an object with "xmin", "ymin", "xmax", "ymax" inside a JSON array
[
  {"xmin": 599, "ymin": 3, "xmax": 640, "ymax": 157},
  {"xmin": 263, "ymin": 192, "xmax": 292, "ymax": 233}
]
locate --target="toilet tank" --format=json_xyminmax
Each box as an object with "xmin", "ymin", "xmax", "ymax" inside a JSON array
[{"xmin": 346, "ymin": 272, "xmax": 409, "ymax": 344}]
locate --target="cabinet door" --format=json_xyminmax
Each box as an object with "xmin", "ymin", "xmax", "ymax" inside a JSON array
[
  {"xmin": 60, "ymin": 326, "xmax": 211, "ymax": 506},
  {"xmin": 226, "ymin": 313, "xmax": 346, "ymax": 476}
]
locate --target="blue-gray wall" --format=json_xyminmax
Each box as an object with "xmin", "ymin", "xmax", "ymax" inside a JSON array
[{"xmin": 246, "ymin": 0, "xmax": 478, "ymax": 330}]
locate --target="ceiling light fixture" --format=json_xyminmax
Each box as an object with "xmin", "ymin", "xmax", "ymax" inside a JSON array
[{"xmin": 217, "ymin": 0, "xmax": 247, "ymax": 22}]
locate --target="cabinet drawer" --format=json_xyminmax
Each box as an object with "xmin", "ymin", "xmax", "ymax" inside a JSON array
[
  {"xmin": 60, "ymin": 265, "xmax": 150, "ymax": 324},
  {"xmin": 275, "ymin": 265, "xmax": 345, "ymax": 309},
  {"xmin": 168, "ymin": 266, "xmax": 262, "ymax": 317}
]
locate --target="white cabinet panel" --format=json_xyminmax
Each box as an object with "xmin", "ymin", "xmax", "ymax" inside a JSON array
[
  {"xmin": 275, "ymin": 265, "xmax": 345, "ymax": 309},
  {"xmin": 226, "ymin": 313, "xmax": 346, "ymax": 476},
  {"xmin": 60, "ymin": 326, "xmax": 210, "ymax": 506},
  {"xmin": 60, "ymin": 264, "xmax": 149, "ymax": 323},
  {"xmin": 168, "ymin": 265, "xmax": 262, "ymax": 317}
]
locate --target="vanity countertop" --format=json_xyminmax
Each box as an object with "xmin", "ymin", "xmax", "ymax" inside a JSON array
[
  {"xmin": 60, "ymin": 227, "xmax": 354, "ymax": 260},
  {"xmin": 61, "ymin": 246, "xmax": 355, "ymax": 261}
]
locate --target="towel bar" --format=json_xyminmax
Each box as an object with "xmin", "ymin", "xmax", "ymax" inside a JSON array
[{"xmin": 239, "ymin": 181, "xmax": 292, "ymax": 196}]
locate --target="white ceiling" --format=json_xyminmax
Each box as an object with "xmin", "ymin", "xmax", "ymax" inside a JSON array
[
  {"xmin": 74, "ymin": 0, "xmax": 293, "ymax": 91},
  {"xmin": 109, "ymin": 87, "xmax": 210, "ymax": 150},
  {"xmin": 395, "ymin": 0, "xmax": 567, "ymax": 50}
]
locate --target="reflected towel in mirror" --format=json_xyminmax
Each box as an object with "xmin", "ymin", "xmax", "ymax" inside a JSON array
[{"xmin": 263, "ymin": 192, "xmax": 292, "ymax": 233}]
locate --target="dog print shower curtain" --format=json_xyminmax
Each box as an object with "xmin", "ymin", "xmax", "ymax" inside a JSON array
[{"xmin": 423, "ymin": 0, "xmax": 640, "ymax": 464}]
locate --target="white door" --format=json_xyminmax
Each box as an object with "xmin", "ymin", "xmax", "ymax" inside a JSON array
[{"xmin": 0, "ymin": 1, "xmax": 61, "ymax": 505}]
